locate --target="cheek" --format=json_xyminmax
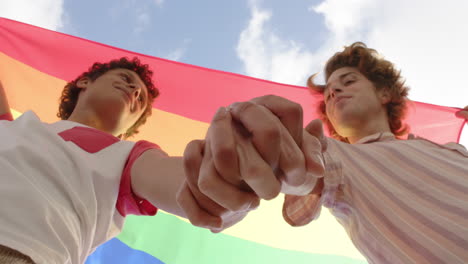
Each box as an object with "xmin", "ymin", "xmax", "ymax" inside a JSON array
[
  {"xmin": 325, "ymin": 104, "xmax": 331, "ymax": 116},
  {"xmin": 325, "ymin": 104, "xmax": 335, "ymax": 122}
]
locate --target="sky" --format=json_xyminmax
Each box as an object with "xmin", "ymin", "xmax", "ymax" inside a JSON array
[{"xmin": 0, "ymin": 0, "xmax": 466, "ymax": 142}]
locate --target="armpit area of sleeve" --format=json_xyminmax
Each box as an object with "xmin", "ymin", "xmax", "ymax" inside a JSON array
[
  {"xmin": 282, "ymin": 192, "xmax": 323, "ymax": 227},
  {"xmin": 116, "ymin": 140, "xmax": 162, "ymax": 217},
  {"xmin": 282, "ymin": 148, "xmax": 343, "ymax": 227},
  {"xmin": 0, "ymin": 112, "xmax": 13, "ymax": 121}
]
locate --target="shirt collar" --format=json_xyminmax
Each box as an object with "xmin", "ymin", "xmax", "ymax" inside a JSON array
[{"xmin": 355, "ymin": 132, "xmax": 396, "ymax": 144}]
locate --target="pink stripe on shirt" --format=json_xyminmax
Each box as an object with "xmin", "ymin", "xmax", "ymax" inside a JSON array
[
  {"xmin": 0, "ymin": 112, "xmax": 13, "ymax": 121},
  {"xmin": 117, "ymin": 140, "xmax": 162, "ymax": 217}
]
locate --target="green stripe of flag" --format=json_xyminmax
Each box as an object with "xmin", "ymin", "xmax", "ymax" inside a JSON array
[{"xmin": 118, "ymin": 213, "xmax": 366, "ymax": 264}]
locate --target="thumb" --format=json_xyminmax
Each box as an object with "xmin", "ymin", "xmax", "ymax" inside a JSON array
[{"xmin": 305, "ymin": 119, "xmax": 327, "ymax": 152}]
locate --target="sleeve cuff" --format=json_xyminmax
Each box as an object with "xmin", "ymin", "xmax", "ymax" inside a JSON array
[
  {"xmin": 0, "ymin": 112, "xmax": 13, "ymax": 121},
  {"xmin": 116, "ymin": 140, "xmax": 162, "ymax": 217}
]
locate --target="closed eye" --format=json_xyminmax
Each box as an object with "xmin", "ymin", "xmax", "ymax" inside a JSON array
[{"xmin": 120, "ymin": 73, "xmax": 131, "ymax": 83}]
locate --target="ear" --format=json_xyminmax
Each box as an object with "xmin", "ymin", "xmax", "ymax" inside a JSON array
[
  {"xmin": 76, "ymin": 77, "xmax": 90, "ymax": 89},
  {"xmin": 379, "ymin": 90, "xmax": 391, "ymax": 105}
]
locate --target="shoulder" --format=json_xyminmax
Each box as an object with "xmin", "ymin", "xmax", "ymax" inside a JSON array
[{"xmin": 406, "ymin": 134, "xmax": 468, "ymax": 157}]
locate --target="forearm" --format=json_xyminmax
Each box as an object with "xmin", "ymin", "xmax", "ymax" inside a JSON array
[{"xmin": 131, "ymin": 150, "xmax": 187, "ymax": 218}]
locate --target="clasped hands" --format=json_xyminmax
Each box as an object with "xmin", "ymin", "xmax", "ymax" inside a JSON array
[{"xmin": 176, "ymin": 95, "xmax": 327, "ymax": 232}]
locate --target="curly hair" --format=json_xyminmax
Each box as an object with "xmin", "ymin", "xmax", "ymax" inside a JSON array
[
  {"xmin": 57, "ymin": 57, "xmax": 159, "ymax": 139},
  {"xmin": 308, "ymin": 42, "xmax": 410, "ymax": 142}
]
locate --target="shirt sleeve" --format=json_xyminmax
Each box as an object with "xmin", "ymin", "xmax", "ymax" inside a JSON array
[
  {"xmin": 116, "ymin": 140, "xmax": 166, "ymax": 217},
  {"xmin": 282, "ymin": 138, "xmax": 344, "ymax": 226},
  {"xmin": 0, "ymin": 112, "xmax": 13, "ymax": 121},
  {"xmin": 409, "ymin": 133, "xmax": 468, "ymax": 157},
  {"xmin": 282, "ymin": 192, "xmax": 323, "ymax": 227}
]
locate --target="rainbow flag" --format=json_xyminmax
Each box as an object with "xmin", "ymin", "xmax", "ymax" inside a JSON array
[{"xmin": 0, "ymin": 17, "xmax": 465, "ymax": 264}]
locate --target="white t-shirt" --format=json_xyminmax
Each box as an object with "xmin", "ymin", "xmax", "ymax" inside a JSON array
[{"xmin": 0, "ymin": 111, "xmax": 158, "ymax": 264}]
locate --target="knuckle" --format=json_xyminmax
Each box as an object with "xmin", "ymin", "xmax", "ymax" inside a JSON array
[
  {"xmin": 186, "ymin": 139, "xmax": 202, "ymax": 151},
  {"xmin": 262, "ymin": 185, "xmax": 281, "ymax": 200},
  {"xmin": 226, "ymin": 197, "xmax": 252, "ymax": 212},
  {"xmin": 215, "ymin": 207, "xmax": 229, "ymax": 217},
  {"xmin": 183, "ymin": 141, "xmax": 202, "ymax": 164},
  {"xmin": 262, "ymin": 124, "xmax": 281, "ymax": 141},
  {"xmin": 198, "ymin": 178, "xmax": 212, "ymax": 195},
  {"xmin": 198, "ymin": 176, "xmax": 215, "ymax": 193},
  {"xmin": 243, "ymin": 165, "xmax": 263, "ymax": 180},
  {"xmin": 234, "ymin": 101, "xmax": 255, "ymax": 115},
  {"xmin": 306, "ymin": 133, "xmax": 322, "ymax": 149},
  {"xmin": 226, "ymin": 202, "xmax": 246, "ymax": 212},
  {"xmin": 263, "ymin": 94, "xmax": 278, "ymax": 102},
  {"xmin": 211, "ymin": 108, "xmax": 230, "ymax": 123},
  {"xmin": 285, "ymin": 101, "xmax": 303, "ymax": 117},
  {"xmin": 188, "ymin": 214, "xmax": 207, "ymax": 228},
  {"xmin": 252, "ymin": 94, "xmax": 274, "ymax": 104},
  {"xmin": 183, "ymin": 155, "xmax": 196, "ymax": 173},
  {"xmin": 213, "ymin": 145, "xmax": 237, "ymax": 168},
  {"xmin": 242, "ymin": 167, "xmax": 280, "ymax": 200},
  {"xmin": 282, "ymin": 143, "xmax": 305, "ymax": 164}
]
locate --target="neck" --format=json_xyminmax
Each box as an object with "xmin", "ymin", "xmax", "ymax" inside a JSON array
[
  {"xmin": 342, "ymin": 117, "xmax": 392, "ymax": 144},
  {"xmin": 67, "ymin": 109, "xmax": 119, "ymax": 137}
]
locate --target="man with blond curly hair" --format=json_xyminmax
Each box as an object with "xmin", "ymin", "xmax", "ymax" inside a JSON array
[{"xmin": 179, "ymin": 43, "xmax": 468, "ymax": 264}]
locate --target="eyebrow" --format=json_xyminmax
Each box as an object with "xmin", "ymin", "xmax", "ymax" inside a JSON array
[
  {"xmin": 325, "ymin": 71, "xmax": 356, "ymax": 91},
  {"xmin": 121, "ymin": 70, "xmax": 137, "ymax": 83}
]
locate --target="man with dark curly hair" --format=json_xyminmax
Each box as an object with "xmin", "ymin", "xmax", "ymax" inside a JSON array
[
  {"xmin": 0, "ymin": 57, "xmax": 163, "ymax": 263},
  {"xmin": 56, "ymin": 57, "xmax": 159, "ymax": 139},
  {"xmin": 179, "ymin": 43, "xmax": 468, "ymax": 264},
  {"xmin": 0, "ymin": 57, "xmax": 243, "ymax": 264}
]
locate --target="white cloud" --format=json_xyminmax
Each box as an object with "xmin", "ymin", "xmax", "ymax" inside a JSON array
[
  {"xmin": 153, "ymin": 0, "xmax": 164, "ymax": 7},
  {"xmin": 165, "ymin": 39, "xmax": 191, "ymax": 61},
  {"xmin": 166, "ymin": 47, "xmax": 185, "ymax": 61},
  {"xmin": 0, "ymin": 0, "xmax": 64, "ymax": 31},
  {"xmin": 237, "ymin": 0, "xmax": 468, "ymax": 106},
  {"xmin": 133, "ymin": 0, "xmax": 165, "ymax": 34},
  {"xmin": 312, "ymin": 0, "xmax": 468, "ymax": 108},
  {"xmin": 236, "ymin": 5, "xmax": 320, "ymax": 85},
  {"xmin": 134, "ymin": 10, "xmax": 151, "ymax": 34}
]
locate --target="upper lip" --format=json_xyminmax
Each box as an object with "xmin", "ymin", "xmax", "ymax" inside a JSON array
[{"xmin": 334, "ymin": 95, "xmax": 351, "ymax": 104}]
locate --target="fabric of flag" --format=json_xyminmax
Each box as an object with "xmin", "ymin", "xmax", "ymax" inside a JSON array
[{"xmin": 0, "ymin": 17, "xmax": 465, "ymax": 264}]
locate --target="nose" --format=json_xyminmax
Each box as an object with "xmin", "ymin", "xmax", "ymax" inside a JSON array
[
  {"xmin": 128, "ymin": 83, "xmax": 141, "ymax": 99},
  {"xmin": 330, "ymin": 86, "xmax": 343, "ymax": 98}
]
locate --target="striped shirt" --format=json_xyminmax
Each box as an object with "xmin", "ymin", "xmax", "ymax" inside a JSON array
[{"xmin": 283, "ymin": 132, "xmax": 468, "ymax": 264}]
